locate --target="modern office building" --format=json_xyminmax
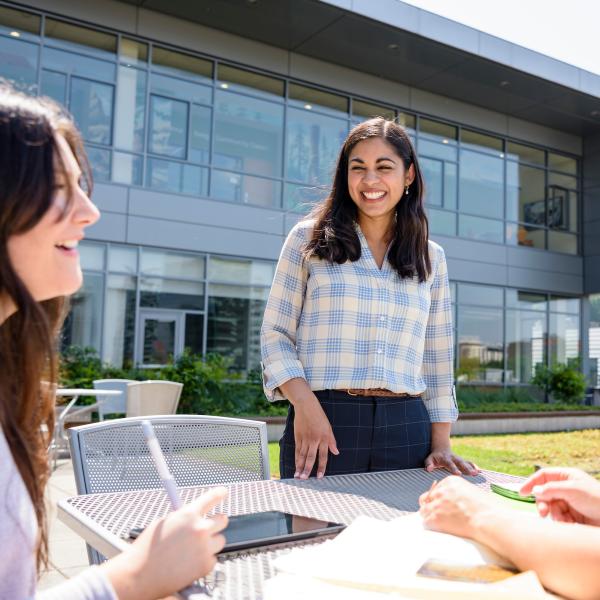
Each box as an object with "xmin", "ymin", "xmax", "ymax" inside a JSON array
[{"xmin": 2, "ymin": 0, "xmax": 599, "ymax": 391}]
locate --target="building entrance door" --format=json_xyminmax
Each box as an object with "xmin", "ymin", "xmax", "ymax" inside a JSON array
[{"xmin": 137, "ymin": 309, "xmax": 184, "ymax": 368}]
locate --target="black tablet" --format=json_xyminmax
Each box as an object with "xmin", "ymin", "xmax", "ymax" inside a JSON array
[{"xmin": 220, "ymin": 510, "xmax": 345, "ymax": 553}]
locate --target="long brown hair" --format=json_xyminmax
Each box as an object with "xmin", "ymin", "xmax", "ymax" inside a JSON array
[
  {"xmin": 304, "ymin": 118, "xmax": 431, "ymax": 282},
  {"xmin": 0, "ymin": 84, "xmax": 91, "ymax": 571}
]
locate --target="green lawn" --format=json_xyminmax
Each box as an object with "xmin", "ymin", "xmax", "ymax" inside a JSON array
[{"xmin": 268, "ymin": 429, "xmax": 600, "ymax": 479}]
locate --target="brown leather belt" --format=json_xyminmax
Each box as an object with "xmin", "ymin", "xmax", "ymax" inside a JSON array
[{"xmin": 345, "ymin": 388, "xmax": 418, "ymax": 398}]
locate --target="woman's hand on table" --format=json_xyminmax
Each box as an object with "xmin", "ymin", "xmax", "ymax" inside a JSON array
[
  {"xmin": 520, "ymin": 467, "xmax": 600, "ymax": 525},
  {"xmin": 102, "ymin": 487, "xmax": 228, "ymax": 600},
  {"xmin": 424, "ymin": 447, "xmax": 479, "ymax": 476},
  {"xmin": 419, "ymin": 476, "xmax": 494, "ymax": 538}
]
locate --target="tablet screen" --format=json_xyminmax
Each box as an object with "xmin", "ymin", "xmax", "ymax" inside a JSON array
[{"xmin": 221, "ymin": 510, "xmax": 344, "ymax": 552}]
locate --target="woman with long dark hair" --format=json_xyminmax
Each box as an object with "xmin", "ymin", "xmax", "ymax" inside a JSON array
[
  {"xmin": 0, "ymin": 84, "xmax": 227, "ymax": 599},
  {"xmin": 262, "ymin": 117, "xmax": 478, "ymax": 480}
]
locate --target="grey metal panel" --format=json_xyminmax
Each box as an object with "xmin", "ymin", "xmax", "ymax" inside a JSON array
[
  {"xmin": 477, "ymin": 32, "xmax": 512, "ymax": 66},
  {"xmin": 351, "ymin": 0, "xmax": 420, "ymax": 33},
  {"xmin": 508, "ymin": 266, "xmax": 583, "ymax": 295},
  {"xmin": 283, "ymin": 213, "xmax": 304, "ymax": 236},
  {"xmin": 127, "ymin": 188, "xmax": 284, "ymax": 235},
  {"xmin": 585, "ymin": 257, "xmax": 600, "ymax": 293},
  {"xmin": 434, "ymin": 236, "xmax": 508, "ymax": 265},
  {"xmin": 446, "ymin": 257, "xmax": 508, "ymax": 287},
  {"xmin": 510, "ymin": 45, "xmax": 580, "ymax": 91},
  {"xmin": 288, "ymin": 53, "xmax": 410, "ymax": 108},
  {"xmin": 92, "ymin": 183, "xmax": 128, "ymax": 214},
  {"xmin": 580, "ymin": 69, "xmax": 600, "ymax": 98},
  {"xmin": 87, "ymin": 212, "xmax": 127, "ymax": 243},
  {"xmin": 506, "ymin": 246, "xmax": 583, "ymax": 276},
  {"xmin": 418, "ymin": 10, "xmax": 479, "ymax": 55},
  {"xmin": 127, "ymin": 216, "xmax": 282, "ymax": 260},
  {"xmin": 584, "ymin": 232, "xmax": 600, "ymax": 257},
  {"xmin": 507, "ymin": 117, "xmax": 582, "ymax": 155}
]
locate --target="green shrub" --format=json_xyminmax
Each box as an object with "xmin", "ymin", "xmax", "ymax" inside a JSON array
[{"xmin": 532, "ymin": 362, "xmax": 586, "ymax": 404}]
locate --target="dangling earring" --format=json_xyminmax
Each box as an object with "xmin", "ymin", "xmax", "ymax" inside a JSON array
[{"xmin": 405, "ymin": 184, "xmax": 410, "ymax": 196}]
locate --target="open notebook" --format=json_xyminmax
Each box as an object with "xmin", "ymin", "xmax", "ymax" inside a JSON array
[{"xmin": 264, "ymin": 514, "xmax": 555, "ymax": 599}]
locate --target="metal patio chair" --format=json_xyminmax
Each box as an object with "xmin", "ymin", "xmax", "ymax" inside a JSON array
[
  {"xmin": 92, "ymin": 379, "xmax": 133, "ymax": 420},
  {"xmin": 68, "ymin": 415, "xmax": 270, "ymax": 564}
]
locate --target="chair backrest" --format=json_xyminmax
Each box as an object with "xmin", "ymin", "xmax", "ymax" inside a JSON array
[
  {"xmin": 126, "ymin": 380, "xmax": 183, "ymax": 418},
  {"xmin": 92, "ymin": 379, "xmax": 132, "ymax": 420},
  {"xmin": 68, "ymin": 415, "xmax": 270, "ymax": 495}
]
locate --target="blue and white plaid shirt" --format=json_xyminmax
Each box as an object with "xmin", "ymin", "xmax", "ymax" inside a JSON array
[{"xmin": 261, "ymin": 220, "xmax": 458, "ymax": 423}]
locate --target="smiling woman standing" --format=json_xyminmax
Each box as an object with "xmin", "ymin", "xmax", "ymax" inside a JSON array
[{"xmin": 261, "ymin": 118, "xmax": 477, "ymax": 480}]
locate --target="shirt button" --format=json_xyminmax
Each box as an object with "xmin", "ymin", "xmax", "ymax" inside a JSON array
[
  {"xmin": 377, "ymin": 348, "xmax": 383, "ymax": 355},
  {"xmin": 379, "ymin": 316, "xmax": 386, "ymax": 322}
]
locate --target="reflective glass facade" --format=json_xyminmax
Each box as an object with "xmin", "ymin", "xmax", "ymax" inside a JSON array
[{"xmin": 0, "ymin": 5, "xmax": 581, "ymax": 254}]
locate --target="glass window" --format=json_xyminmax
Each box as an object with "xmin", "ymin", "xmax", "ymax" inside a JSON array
[
  {"xmin": 428, "ymin": 208, "xmax": 456, "ymax": 237},
  {"xmin": 146, "ymin": 158, "xmax": 208, "ymax": 196},
  {"xmin": 112, "ymin": 152, "xmax": 143, "ymax": 186},
  {"xmin": 507, "ymin": 162, "xmax": 545, "ymax": 225},
  {"xmin": 459, "ymin": 215, "xmax": 503, "ymax": 244},
  {"xmin": 506, "ymin": 291, "xmax": 547, "ymax": 311},
  {"xmin": 444, "ymin": 162, "xmax": 458, "ymax": 210},
  {"xmin": 548, "ymin": 152, "xmax": 577, "ymax": 175},
  {"xmin": 548, "ymin": 172, "xmax": 577, "ymax": 190},
  {"xmin": 115, "ymin": 66, "xmax": 146, "ymax": 152},
  {"xmin": 459, "ymin": 150, "xmax": 504, "ymax": 218},
  {"xmin": 217, "ymin": 64, "xmax": 284, "ymax": 98},
  {"xmin": 458, "ymin": 284, "xmax": 503, "ymax": 306},
  {"xmin": 352, "ymin": 99, "xmax": 395, "ymax": 120},
  {"xmin": 0, "ymin": 36, "xmax": 38, "ymax": 92},
  {"xmin": 397, "ymin": 112, "xmax": 417, "ymax": 134},
  {"xmin": 0, "ymin": 6, "xmax": 40, "ymax": 38},
  {"xmin": 418, "ymin": 138, "xmax": 457, "ymax": 161},
  {"xmin": 210, "ymin": 170, "xmax": 281, "ymax": 207},
  {"xmin": 510, "ymin": 224, "xmax": 545, "ymax": 250},
  {"xmin": 506, "ymin": 309, "xmax": 547, "ymax": 384},
  {"xmin": 44, "ymin": 18, "xmax": 116, "ymax": 57},
  {"xmin": 86, "ymin": 146, "xmax": 111, "ymax": 182},
  {"xmin": 141, "ymin": 249, "xmax": 205, "ymax": 279},
  {"xmin": 547, "ymin": 186, "xmax": 577, "ymax": 233},
  {"xmin": 461, "ymin": 129, "xmax": 503, "ymax": 154},
  {"xmin": 550, "ymin": 296, "xmax": 580, "ymax": 315},
  {"xmin": 213, "ymin": 90, "xmax": 284, "ymax": 176},
  {"xmin": 120, "ymin": 38, "xmax": 148, "ymax": 65},
  {"xmin": 285, "ymin": 107, "xmax": 347, "ymax": 184},
  {"xmin": 79, "ymin": 242, "xmax": 105, "ymax": 270},
  {"xmin": 550, "ymin": 313, "xmax": 580, "ymax": 366},
  {"xmin": 207, "ymin": 284, "xmax": 269, "ymax": 371},
  {"xmin": 149, "ymin": 95, "xmax": 188, "ymax": 158},
  {"xmin": 419, "ymin": 118, "xmax": 457, "ymax": 141},
  {"xmin": 506, "ymin": 141, "xmax": 544, "ymax": 166},
  {"xmin": 208, "ymin": 257, "xmax": 274, "ymax": 285},
  {"xmin": 420, "ymin": 157, "xmax": 442, "ymax": 206},
  {"xmin": 289, "ymin": 83, "xmax": 348, "ymax": 116},
  {"xmin": 102, "ymin": 274, "xmax": 136, "ymax": 368},
  {"xmin": 70, "ymin": 77, "xmax": 114, "ymax": 145},
  {"xmin": 190, "ymin": 104, "xmax": 211, "ymax": 163},
  {"xmin": 283, "ymin": 182, "xmax": 328, "ymax": 212},
  {"xmin": 108, "ymin": 245, "xmax": 137, "ymax": 273},
  {"xmin": 150, "ymin": 72, "xmax": 211, "ymax": 105},
  {"xmin": 457, "ymin": 306, "xmax": 504, "ymax": 384},
  {"xmin": 140, "ymin": 277, "xmax": 204, "ymax": 310},
  {"xmin": 152, "ymin": 46, "xmax": 212, "ymax": 82},
  {"xmin": 184, "ymin": 313, "xmax": 204, "ymax": 356},
  {"xmin": 40, "ymin": 69, "xmax": 66, "ymax": 105},
  {"xmin": 548, "ymin": 230, "xmax": 578, "ymax": 255},
  {"xmin": 42, "ymin": 47, "xmax": 115, "ymax": 83},
  {"xmin": 62, "ymin": 272, "xmax": 103, "ymax": 353}
]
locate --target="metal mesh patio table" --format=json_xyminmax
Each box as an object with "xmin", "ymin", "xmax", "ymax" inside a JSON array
[{"xmin": 58, "ymin": 468, "xmax": 524, "ymax": 599}]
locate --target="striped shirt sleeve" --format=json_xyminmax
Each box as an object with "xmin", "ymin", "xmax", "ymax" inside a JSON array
[
  {"xmin": 261, "ymin": 223, "xmax": 310, "ymax": 401},
  {"xmin": 421, "ymin": 244, "xmax": 459, "ymax": 422}
]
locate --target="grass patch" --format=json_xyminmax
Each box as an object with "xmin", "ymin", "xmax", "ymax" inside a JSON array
[{"xmin": 268, "ymin": 429, "xmax": 600, "ymax": 480}]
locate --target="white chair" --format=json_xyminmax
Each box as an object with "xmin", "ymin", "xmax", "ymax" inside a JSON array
[
  {"xmin": 126, "ymin": 380, "xmax": 183, "ymax": 417},
  {"xmin": 68, "ymin": 415, "xmax": 270, "ymax": 564},
  {"xmin": 92, "ymin": 379, "xmax": 133, "ymax": 420}
]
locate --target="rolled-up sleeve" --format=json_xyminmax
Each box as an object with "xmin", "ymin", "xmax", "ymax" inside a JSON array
[
  {"xmin": 261, "ymin": 223, "xmax": 310, "ymax": 401},
  {"xmin": 421, "ymin": 246, "xmax": 458, "ymax": 422}
]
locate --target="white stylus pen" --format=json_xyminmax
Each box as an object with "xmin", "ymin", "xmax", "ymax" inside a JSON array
[{"xmin": 141, "ymin": 419, "xmax": 182, "ymax": 510}]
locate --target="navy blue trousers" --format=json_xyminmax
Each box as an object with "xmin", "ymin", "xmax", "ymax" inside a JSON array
[{"xmin": 279, "ymin": 390, "xmax": 431, "ymax": 479}]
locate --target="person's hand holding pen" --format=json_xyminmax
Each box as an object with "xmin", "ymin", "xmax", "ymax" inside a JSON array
[{"xmin": 99, "ymin": 421, "xmax": 229, "ymax": 600}]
